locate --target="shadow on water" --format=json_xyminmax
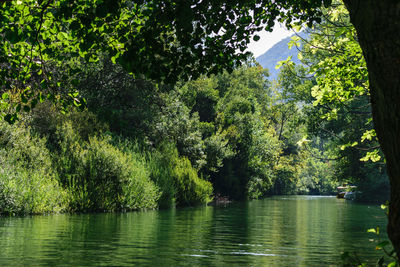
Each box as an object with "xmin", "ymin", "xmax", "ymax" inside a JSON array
[{"xmin": 0, "ymin": 196, "xmax": 387, "ymax": 266}]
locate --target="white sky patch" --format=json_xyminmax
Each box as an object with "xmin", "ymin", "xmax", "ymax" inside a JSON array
[{"xmin": 246, "ymin": 23, "xmax": 293, "ymax": 57}]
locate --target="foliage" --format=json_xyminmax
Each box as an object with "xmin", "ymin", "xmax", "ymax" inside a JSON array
[
  {"xmin": 172, "ymin": 156, "xmax": 213, "ymax": 206},
  {"xmin": 0, "ymin": 121, "xmax": 67, "ymax": 214},
  {"xmin": 275, "ymin": 1, "xmax": 388, "ymax": 199},
  {"xmin": 61, "ymin": 134, "xmax": 160, "ymax": 212},
  {"xmin": 145, "ymin": 143, "xmax": 212, "ymax": 207},
  {"xmin": 342, "ymin": 223, "xmax": 399, "ymax": 266},
  {"xmin": 145, "ymin": 146, "xmax": 177, "ymax": 208},
  {"xmin": 0, "ymin": 0, "xmax": 332, "ymax": 124},
  {"xmin": 188, "ymin": 65, "xmax": 282, "ymax": 199},
  {"xmin": 0, "ymin": 100, "xmax": 216, "ymax": 214}
]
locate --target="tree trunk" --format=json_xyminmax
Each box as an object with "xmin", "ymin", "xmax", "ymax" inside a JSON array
[{"xmin": 343, "ymin": 0, "xmax": 400, "ymax": 256}]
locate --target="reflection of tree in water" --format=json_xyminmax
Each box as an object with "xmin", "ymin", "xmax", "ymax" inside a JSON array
[{"xmin": 0, "ymin": 198, "xmax": 387, "ymax": 266}]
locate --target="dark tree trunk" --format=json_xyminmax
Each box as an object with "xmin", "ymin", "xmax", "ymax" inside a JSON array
[{"xmin": 343, "ymin": 0, "xmax": 400, "ymax": 256}]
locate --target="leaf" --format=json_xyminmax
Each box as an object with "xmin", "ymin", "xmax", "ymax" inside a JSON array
[
  {"xmin": 291, "ymin": 24, "xmax": 302, "ymax": 32},
  {"xmin": 2, "ymin": 93, "xmax": 9, "ymax": 100},
  {"xmin": 375, "ymin": 241, "xmax": 389, "ymax": 250},
  {"xmin": 361, "ymin": 129, "xmax": 376, "ymax": 142},
  {"xmin": 275, "ymin": 56, "xmax": 292, "ymax": 69},
  {"xmin": 367, "ymin": 227, "xmax": 378, "ymax": 234},
  {"xmin": 57, "ymin": 31, "xmax": 68, "ymax": 41},
  {"xmin": 253, "ymin": 35, "xmax": 260, "ymax": 42},
  {"xmin": 297, "ymin": 52, "xmax": 303, "ymax": 61},
  {"xmin": 376, "ymin": 256, "xmax": 384, "ymax": 266},
  {"xmin": 360, "ymin": 150, "xmax": 381, "ymax": 162}
]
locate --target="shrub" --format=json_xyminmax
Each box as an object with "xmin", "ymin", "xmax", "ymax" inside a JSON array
[
  {"xmin": 145, "ymin": 149, "xmax": 177, "ymax": 208},
  {"xmin": 172, "ymin": 156, "xmax": 213, "ymax": 206},
  {"xmin": 0, "ymin": 165, "xmax": 67, "ymax": 214},
  {"xmin": 148, "ymin": 143, "xmax": 212, "ymax": 207},
  {"xmin": 58, "ymin": 133, "xmax": 160, "ymax": 212},
  {"xmin": 0, "ymin": 122, "xmax": 67, "ymax": 214}
]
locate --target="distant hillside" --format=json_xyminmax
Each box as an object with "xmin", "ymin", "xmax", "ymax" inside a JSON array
[{"xmin": 256, "ymin": 32, "xmax": 306, "ymax": 81}]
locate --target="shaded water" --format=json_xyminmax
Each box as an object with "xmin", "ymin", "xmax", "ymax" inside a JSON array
[{"xmin": 0, "ymin": 196, "xmax": 387, "ymax": 266}]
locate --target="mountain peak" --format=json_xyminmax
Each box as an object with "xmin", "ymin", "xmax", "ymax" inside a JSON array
[{"xmin": 256, "ymin": 32, "xmax": 306, "ymax": 81}]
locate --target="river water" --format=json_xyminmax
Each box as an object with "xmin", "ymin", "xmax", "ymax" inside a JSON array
[{"xmin": 0, "ymin": 196, "xmax": 388, "ymax": 266}]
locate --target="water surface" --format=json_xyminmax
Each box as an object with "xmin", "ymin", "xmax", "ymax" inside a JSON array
[{"xmin": 0, "ymin": 196, "xmax": 388, "ymax": 266}]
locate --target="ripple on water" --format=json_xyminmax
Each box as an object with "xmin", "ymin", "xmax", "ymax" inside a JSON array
[{"xmin": 0, "ymin": 196, "xmax": 387, "ymax": 266}]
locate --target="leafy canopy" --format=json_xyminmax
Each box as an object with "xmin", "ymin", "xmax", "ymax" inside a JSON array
[{"xmin": 0, "ymin": 0, "xmax": 332, "ymax": 122}]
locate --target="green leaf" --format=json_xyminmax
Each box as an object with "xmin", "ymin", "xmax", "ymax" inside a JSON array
[
  {"xmin": 360, "ymin": 150, "xmax": 381, "ymax": 162},
  {"xmin": 361, "ymin": 129, "xmax": 376, "ymax": 142},
  {"xmin": 367, "ymin": 227, "xmax": 378, "ymax": 234},
  {"xmin": 376, "ymin": 256, "xmax": 384, "ymax": 266},
  {"xmin": 375, "ymin": 241, "xmax": 389, "ymax": 250},
  {"xmin": 276, "ymin": 56, "xmax": 292, "ymax": 69},
  {"xmin": 253, "ymin": 35, "xmax": 260, "ymax": 42},
  {"xmin": 297, "ymin": 52, "xmax": 303, "ymax": 61},
  {"xmin": 57, "ymin": 31, "xmax": 68, "ymax": 41},
  {"xmin": 2, "ymin": 93, "xmax": 9, "ymax": 100}
]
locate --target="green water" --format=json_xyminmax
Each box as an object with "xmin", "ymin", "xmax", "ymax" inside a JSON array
[{"xmin": 0, "ymin": 196, "xmax": 387, "ymax": 266}]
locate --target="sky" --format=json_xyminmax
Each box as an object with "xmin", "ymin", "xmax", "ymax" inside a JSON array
[{"xmin": 246, "ymin": 23, "xmax": 293, "ymax": 58}]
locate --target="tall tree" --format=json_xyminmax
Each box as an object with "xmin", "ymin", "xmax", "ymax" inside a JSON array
[{"xmin": 341, "ymin": 0, "xmax": 400, "ymax": 254}]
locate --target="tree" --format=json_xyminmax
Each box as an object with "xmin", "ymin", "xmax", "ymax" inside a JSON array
[
  {"xmin": 279, "ymin": 2, "xmax": 389, "ymax": 200},
  {"xmin": 0, "ymin": 0, "xmax": 329, "ymax": 121},
  {"xmin": 341, "ymin": 0, "xmax": 400, "ymax": 255}
]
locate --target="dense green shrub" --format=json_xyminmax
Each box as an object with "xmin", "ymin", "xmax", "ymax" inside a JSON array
[
  {"xmin": 145, "ymin": 143, "xmax": 212, "ymax": 207},
  {"xmin": 172, "ymin": 156, "xmax": 213, "ymax": 206},
  {"xmin": 0, "ymin": 122, "xmax": 67, "ymax": 214},
  {"xmin": 0, "ymin": 165, "xmax": 66, "ymax": 214},
  {"xmin": 87, "ymin": 137, "xmax": 159, "ymax": 211},
  {"xmin": 145, "ymin": 149, "xmax": 177, "ymax": 208},
  {"xmin": 55, "ymin": 122, "xmax": 160, "ymax": 212}
]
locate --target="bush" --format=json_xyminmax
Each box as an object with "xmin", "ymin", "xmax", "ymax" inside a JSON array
[
  {"xmin": 146, "ymin": 143, "xmax": 212, "ymax": 207},
  {"xmin": 0, "ymin": 122, "xmax": 67, "ymax": 214},
  {"xmin": 58, "ymin": 133, "xmax": 160, "ymax": 212},
  {"xmin": 173, "ymin": 156, "xmax": 213, "ymax": 206},
  {"xmin": 145, "ymin": 149, "xmax": 177, "ymax": 208},
  {"xmin": 0, "ymin": 105, "xmax": 212, "ymax": 214},
  {"xmin": 0, "ymin": 165, "xmax": 67, "ymax": 214}
]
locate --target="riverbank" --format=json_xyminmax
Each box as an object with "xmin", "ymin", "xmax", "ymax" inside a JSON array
[{"xmin": 0, "ymin": 110, "xmax": 212, "ymax": 215}]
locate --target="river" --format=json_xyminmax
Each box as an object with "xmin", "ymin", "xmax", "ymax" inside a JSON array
[{"xmin": 0, "ymin": 196, "xmax": 388, "ymax": 266}]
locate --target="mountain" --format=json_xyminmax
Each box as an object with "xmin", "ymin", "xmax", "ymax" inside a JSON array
[{"xmin": 256, "ymin": 32, "xmax": 306, "ymax": 81}]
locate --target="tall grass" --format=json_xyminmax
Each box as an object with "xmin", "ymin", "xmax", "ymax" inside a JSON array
[
  {"xmin": 147, "ymin": 143, "xmax": 212, "ymax": 207},
  {"xmin": 54, "ymin": 121, "xmax": 160, "ymax": 212},
  {"xmin": 0, "ymin": 122, "xmax": 67, "ymax": 215}
]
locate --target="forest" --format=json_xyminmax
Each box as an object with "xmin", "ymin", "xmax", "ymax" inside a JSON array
[
  {"xmin": 0, "ymin": 0, "xmax": 388, "ymax": 212},
  {"xmin": 0, "ymin": 0, "xmax": 399, "ymax": 265}
]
